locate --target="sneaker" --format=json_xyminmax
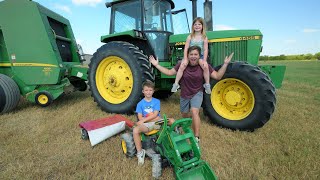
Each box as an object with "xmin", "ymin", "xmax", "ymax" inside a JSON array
[
  {"xmin": 195, "ymin": 136, "xmax": 200, "ymax": 143},
  {"xmin": 171, "ymin": 83, "xmax": 180, "ymax": 93},
  {"xmin": 203, "ymin": 83, "xmax": 211, "ymax": 94},
  {"xmin": 137, "ymin": 149, "xmax": 146, "ymax": 166}
]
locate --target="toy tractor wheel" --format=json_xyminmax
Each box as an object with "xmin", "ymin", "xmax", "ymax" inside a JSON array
[
  {"xmin": 88, "ymin": 41, "xmax": 154, "ymax": 113},
  {"xmin": 0, "ymin": 74, "xmax": 21, "ymax": 114},
  {"xmin": 121, "ymin": 132, "xmax": 136, "ymax": 157},
  {"xmin": 203, "ymin": 62, "xmax": 276, "ymax": 131},
  {"xmin": 81, "ymin": 128, "xmax": 89, "ymax": 140},
  {"xmin": 152, "ymin": 154, "xmax": 162, "ymax": 178},
  {"xmin": 35, "ymin": 91, "xmax": 53, "ymax": 107}
]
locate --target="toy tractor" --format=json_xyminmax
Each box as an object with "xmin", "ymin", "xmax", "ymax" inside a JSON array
[
  {"xmin": 88, "ymin": 0, "xmax": 286, "ymax": 131},
  {"xmin": 0, "ymin": 0, "xmax": 87, "ymax": 113},
  {"xmin": 121, "ymin": 115, "xmax": 217, "ymax": 179}
]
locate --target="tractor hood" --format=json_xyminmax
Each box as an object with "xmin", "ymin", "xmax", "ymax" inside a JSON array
[{"xmin": 169, "ymin": 30, "xmax": 263, "ymax": 45}]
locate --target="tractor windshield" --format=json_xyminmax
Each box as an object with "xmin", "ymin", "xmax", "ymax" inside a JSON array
[
  {"xmin": 143, "ymin": 0, "xmax": 173, "ymax": 32},
  {"xmin": 110, "ymin": 1, "xmax": 142, "ymax": 33}
]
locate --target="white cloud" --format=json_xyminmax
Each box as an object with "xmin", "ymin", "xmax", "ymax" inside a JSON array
[
  {"xmin": 72, "ymin": 0, "xmax": 103, "ymax": 6},
  {"xmin": 54, "ymin": 4, "xmax": 72, "ymax": 14},
  {"xmin": 303, "ymin": 28, "xmax": 320, "ymax": 33},
  {"xmin": 284, "ymin": 39, "xmax": 297, "ymax": 44},
  {"xmin": 214, "ymin": 24, "xmax": 236, "ymax": 31}
]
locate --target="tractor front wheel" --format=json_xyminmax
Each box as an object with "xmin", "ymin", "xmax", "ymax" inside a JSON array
[
  {"xmin": 88, "ymin": 41, "xmax": 154, "ymax": 113},
  {"xmin": 203, "ymin": 62, "xmax": 276, "ymax": 131}
]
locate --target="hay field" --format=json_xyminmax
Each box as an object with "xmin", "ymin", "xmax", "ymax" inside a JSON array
[{"xmin": 0, "ymin": 60, "xmax": 319, "ymax": 179}]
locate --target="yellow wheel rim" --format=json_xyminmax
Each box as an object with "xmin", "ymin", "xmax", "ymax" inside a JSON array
[
  {"xmin": 211, "ymin": 78, "xmax": 255, "ymax": 120},
  {"xmin": 38, "ymin": 94, "xmax": 49, "ymax": 105},
  {"xmin": 121, "ymin": 140, "xmax": 127, "ymax": 154},
  {"xmin": 96, "ymin": 56, "xmax": 133, "ymax": 104}
]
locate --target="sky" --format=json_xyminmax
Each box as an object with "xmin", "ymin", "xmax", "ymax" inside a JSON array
[{"xmin": 27, "ymin": 0, "xmax": 320, "ymax": 56}]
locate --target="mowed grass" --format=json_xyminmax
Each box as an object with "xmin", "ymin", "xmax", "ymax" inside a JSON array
[{"xmin": 1, "ymin": 60, "xmax": 319, "ymax": 179}]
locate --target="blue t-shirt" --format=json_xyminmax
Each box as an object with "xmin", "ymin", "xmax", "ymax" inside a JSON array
[{"xmin": 136, "ymin": 98, "xmax": 161, "ymax": 118}]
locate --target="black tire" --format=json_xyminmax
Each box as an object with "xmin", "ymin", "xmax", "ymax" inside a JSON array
[
  {"xmin": 121, "ymin": 133, "xmax": 136, "ymax": 157},
  {"xmin": 153, "ymin": 90, "xmax": 173, "ymax": 99},
  {"xmin": 0, "ymin": 74, "xmax": 21, "ymax": 114},
  {"xmin": 152, "ymin": 154, "xmax": 162, "ymax": 179},
  {"xmin": 203, "ymin": 62, "xmax": 276, "ymax": 131},
  {"xmin": 70, "ymin": 78, "xmax": 87, "ymax": 91},
  {"xmin": 81, "ymin": 128, "xmax": 89, "ymax": 140},
  {"xmin": 88, "ymin": 41, "xmax": 154, "ymax": 113},
  {"xmin": 35, "ymin": 91, "xmax": 53, "ymax": 107}
]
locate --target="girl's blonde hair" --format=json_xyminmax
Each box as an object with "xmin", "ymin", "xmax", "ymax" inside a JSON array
[{"xmin": 191, "ymin": 17, "xmax": 206, "ymax": 38}]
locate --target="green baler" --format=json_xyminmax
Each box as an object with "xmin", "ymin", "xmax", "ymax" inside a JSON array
[{"xmin": 0, "ymin": 0, "xmax": 88, "ymax": 113}]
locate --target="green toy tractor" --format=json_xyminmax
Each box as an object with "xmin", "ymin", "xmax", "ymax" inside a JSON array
[
  {"xmin": 88, "ymin": 0, "xmax": 286, "ymax": 131},
  {"xmin": 121, "ymin": 115, "xmax": 217, "ymax": 179},
  {"xmin": 0, "ymin": 0, "xmax": 88, "ymax": 113}
]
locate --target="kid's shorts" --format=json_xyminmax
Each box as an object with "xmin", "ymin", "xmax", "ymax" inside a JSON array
[
  {"xmin": 143, "ymin": 122, "xmax": 161, "ymax": 131},
  {"xmin": 180, "ymin": 91, "xmax": 203, "ymax": 113}
]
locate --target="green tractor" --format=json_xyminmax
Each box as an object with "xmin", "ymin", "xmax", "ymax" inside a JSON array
[
  {"xmin": 88, "ymin": 0, "xmax": 286, "ymax": 131},
  {"xmin": 0, "ymin": 0, "xmax": 88, "ymax": 112}
]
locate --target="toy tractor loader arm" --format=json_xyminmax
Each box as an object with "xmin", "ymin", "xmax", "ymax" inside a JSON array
[{"xmin": 156, "ymin": 116, "xmax": 217, "ymax": 180}]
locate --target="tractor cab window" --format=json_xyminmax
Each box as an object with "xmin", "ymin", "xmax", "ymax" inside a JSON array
[
  {"xmin": 111, "ymin": 0, "xmax": 142, "ymax": 33},
  {"xmin": 143, "ymin": 0, "xmax": 173, "ymax": 32},
  {"xmin": 172, "ymin": 9, "xmax": 190, "ymax": 34}
]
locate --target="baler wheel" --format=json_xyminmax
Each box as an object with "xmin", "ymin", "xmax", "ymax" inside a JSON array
[
  {"xmin": 35, "ymin": 91, "xmax": 53, "ymax": 107},
  {"xmin": 203, "ymin": 62, "xmax": 276, "ymax": 131},
  {"xmin": 121, "ymin": 132, "xmax": 136, "ymax": 157},
  {"xmin": 0, "ymin": 74, "xmax": 21, "ymax": 114}
]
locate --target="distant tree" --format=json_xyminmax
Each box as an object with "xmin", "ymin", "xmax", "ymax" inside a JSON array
[
  {"xmin": 315, "ymin": 52, "xmax": 320, "ymax": 60},
  {"xmin": 305, "ymin": 53, "xmax": 313, "ymax": 60},
  {"xmin": 279, "ymin": 54, "xmax": 286, "ymax": 60}
]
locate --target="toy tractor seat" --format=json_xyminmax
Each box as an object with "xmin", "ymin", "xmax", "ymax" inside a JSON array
[{"xmin": 145, "ymin": 129, "xmax": 159, "ymax": 136}]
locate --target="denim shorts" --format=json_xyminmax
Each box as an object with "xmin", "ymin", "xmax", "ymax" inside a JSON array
[{"xmin": 180, "ymin": 91, "xmax": 203, "ymax": 113}]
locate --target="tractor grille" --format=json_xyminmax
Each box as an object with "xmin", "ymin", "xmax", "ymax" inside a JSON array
[{"xmin": 210, "ymin": 41, "xmax": 247, "ymax": 66}]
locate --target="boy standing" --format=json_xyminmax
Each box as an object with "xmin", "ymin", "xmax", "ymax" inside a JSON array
[{"xmin": 133, "ymin": 80, "xmax": 161, "ymax": 166}]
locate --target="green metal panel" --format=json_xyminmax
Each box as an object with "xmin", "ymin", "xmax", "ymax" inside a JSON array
[
  {"xmin": 0, "ymin": 0, "xmax": 61, "ymax": 85},
  {"xmin": 169, "ymin": 30, "xmax": 263, "ymax": 66},
  {"xmin": 259, "ymin": 65, "xmax": 286, "ymax": 88}
]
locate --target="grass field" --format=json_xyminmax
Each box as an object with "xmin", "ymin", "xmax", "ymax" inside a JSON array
[{"xmin": 1, "ymin": 60, "xmax": 319, "ymax": 179}]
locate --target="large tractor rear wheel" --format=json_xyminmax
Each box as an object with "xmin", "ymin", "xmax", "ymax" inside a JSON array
[
  {"xmin": 203, "ymin": 62, "xmax": 276, "ymax": 131},
  {"xmin": 0, "ymin": 74, "xmax": 21, "ymax": 114},
  {"xmin": 88, "ymin": 41, "xmax": 154, "ymax": 113}
]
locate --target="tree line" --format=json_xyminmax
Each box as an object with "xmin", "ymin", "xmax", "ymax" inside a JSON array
[{"xmin": 260, "ymin": 52, "xmax": 320, "ymax": 61}]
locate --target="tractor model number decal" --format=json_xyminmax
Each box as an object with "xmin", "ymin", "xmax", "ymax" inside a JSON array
[
  {"xmin": 209, "ymin": 36, "xmax": 262, "ymax": 43},
  {"xmin": 240, "ymin": 36, "xmax": 260, "ymax": 40}
]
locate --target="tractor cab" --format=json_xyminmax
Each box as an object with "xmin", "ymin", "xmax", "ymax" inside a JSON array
[{"xmin": 106, "ymin": 0, "xmax": 188, "ymax": 61}]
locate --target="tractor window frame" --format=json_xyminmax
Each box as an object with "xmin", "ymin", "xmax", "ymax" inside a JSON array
[{"xmin": 110, "ymin": 0, "xmax": 142, "ymax": 34}]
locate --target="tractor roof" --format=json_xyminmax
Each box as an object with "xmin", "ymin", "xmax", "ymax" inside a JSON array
[{"xmin": 106, "ymin": 0, "xmax": 175, "ymax": 9}]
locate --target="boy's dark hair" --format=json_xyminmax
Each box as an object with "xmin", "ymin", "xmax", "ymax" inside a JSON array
[
  {"xmin": 142, "ymin": 80, "xmax": 155, "ymax": 89},
  {"xmin": 187, "ymin": 45, "xmax": 201, "ymax": 55}
]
